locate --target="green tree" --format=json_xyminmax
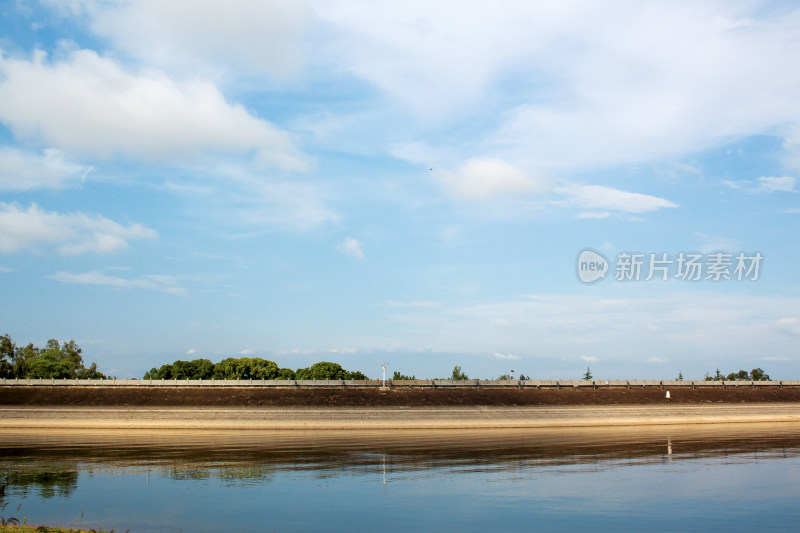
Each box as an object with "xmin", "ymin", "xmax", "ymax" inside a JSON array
[
  {"xmin": 0, "ymin": 334, "xmax": 15, "ymax": 378},
  {"xmin": 677, "ymin": 371, "xmax": 684, "ymax": 381},
  {"xmin": 26, "ymin": 349, "xmax": 74, "ymax": 378},
  {"xmin": 583, "ymin": 366, "xmax": 593, "ymax": 381},
  {"xmin": 750, "ymin": 368, "xmax": 770, "ymax": 381},
  {"xmin": 296, "ymin": 361, "xmax": 349, "ymax": 380},
  {"xmin": 498, "ymin": 374, "xmax": 512, "ymax": 380},
  {"xmin": 451, "ymin": 365, "xmax": 468, "ymax": 380},
  {"xmin": 393, "ymin": 371, "xmax": 416, "ymax": 380},
  {"xmin": 276, "ymin": 367, "xmax": 296, "ymax": 380}
]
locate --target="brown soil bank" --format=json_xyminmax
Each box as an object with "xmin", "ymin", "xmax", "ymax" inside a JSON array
[{"xmin": 2, "ymin": 386, "xmax": 800, "ymax": 407}]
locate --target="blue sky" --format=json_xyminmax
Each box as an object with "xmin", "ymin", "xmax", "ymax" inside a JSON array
[{"xmin": 0, "ymin": 1, "xmax": 798, "ymax": 380}]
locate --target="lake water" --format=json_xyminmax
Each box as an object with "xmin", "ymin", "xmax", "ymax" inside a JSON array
[{"xmin": 2, "ymin": 423, "xmax": 800, "ymax": 532}]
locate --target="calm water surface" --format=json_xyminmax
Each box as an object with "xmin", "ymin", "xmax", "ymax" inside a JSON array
[{"xmin": 2, "ymin": 423, "xmax": 800, "ymax": 532}]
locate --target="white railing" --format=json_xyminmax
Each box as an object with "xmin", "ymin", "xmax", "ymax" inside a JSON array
[{"xmin": 0, "ymin": 378, "xmax": 797, "ymax": 388}]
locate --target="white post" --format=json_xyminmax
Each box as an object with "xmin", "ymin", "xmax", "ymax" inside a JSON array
[{"xmin": 381, "ymin": 360, "xmax": 388, "ymax": 387}]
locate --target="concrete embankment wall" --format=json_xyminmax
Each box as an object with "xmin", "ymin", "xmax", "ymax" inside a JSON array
[{"xmin": 1, "ymin": 378, "xmax": 798, "ymax": 389}]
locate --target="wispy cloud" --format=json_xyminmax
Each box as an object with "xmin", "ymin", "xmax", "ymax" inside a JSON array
[
  {"xmin": 386, "ymin": 300, "xmax": 441, "ymax": 308},
  {"xmin": 52, "ymin": 0, "xmax": 310, "ymax": 77},
  {"xmin": 0, "ymin": 202, "xmax": 157, "ymax": 255},
  {"xmin": 437, "ymin": 158, "xmax": 543, "ymax": 200},
  {"xmin": 554, "ymin": 185, "xmax": 678, "ymax": 213},
  {"xmin": 581, "ymin": 356, "xmax": 598, "ymax": 362},
  {"xmin": 493, "ymin": 352, "xmax": 520, "ymax": 360},
  {"xmin": 0, "ymin": 147, "xmax": 86, "ymax": 191},
  {"xmin": 758, "ymin": 176, "xmax": 796, "ymax": 193},
  {"xmin": 337, "ymin": 237, "xmax": 365, "ymax": 260},
  {"xmin": 48, "ymin": 270, "xmax": 187, "ymax": 296}
]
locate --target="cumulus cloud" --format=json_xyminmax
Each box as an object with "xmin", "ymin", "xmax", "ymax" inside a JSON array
[
  {"xmin": 48, "ymin": 270, "xmax": 187, "ymax": 295},
  {"xmin": 758, "ymin": 176, "xmax": 796, "ymax": 193},
  {"xmin": 554, "ymin": 185, "xmax": 678, "ymax": 213},
  {"xmin": 46, "ymin": 0, "xmax": 310, "ymax": 77},
  {"xmin": 337, "ymin": 237, "xmax": 365, "ymax": 260},
  {"xmin": 0, "ymin": 202, "xmax": 157, "ymax": 254},
  {"xmin": 493, "ymin": 352, "xmax": 520, "ymax": 360},
  {"xmin": 0, "ymin": 147, "xmax": 86, "ymax": 190},
  {"xmin": 437, "ymin": 157, "xmax": 542, "ymax": 199},
  {"xmin": 186, "ymin": 348, "xmax": 196, "ymax": 355},
  {"xmin": 0, "ymin": 49, "xmax": 307, "ymax": 170}
]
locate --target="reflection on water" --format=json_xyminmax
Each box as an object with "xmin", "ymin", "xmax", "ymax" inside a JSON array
[{"xmin": 2, "ymin": 423, "xmax": 800, "ymax": 532}]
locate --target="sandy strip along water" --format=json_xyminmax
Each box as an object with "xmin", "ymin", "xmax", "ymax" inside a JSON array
[{"xmin": 1, "ymin": 403, "xmax": 800, "ymax": 430}]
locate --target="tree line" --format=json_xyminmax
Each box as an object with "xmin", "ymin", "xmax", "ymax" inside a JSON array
[
  {"xmin": 143, "ymin": 358, "xmax": 367, "ymax": 381},
  {"xmin": 704, "ymin": 368, "xmax": 771, "ymax": 381},
  {"xmin": 0, "ymin": 334, "xmax": 106, "ymax": 379}
]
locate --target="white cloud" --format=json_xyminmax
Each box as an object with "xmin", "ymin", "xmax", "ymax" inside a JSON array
[
  {"xmin": 695, "ymin": 233, "xmax": 739, "ymax": 254},
  {"xmin": 186, "ymin": 348, "xmax": 196, "ymax": 355},
  {"xmin": 722, "ymin": 180, "xmax": 746, "ymax": 190},
  {"xmin": 0, "ymin": 147, "xmax": 86, "ymax": 190},
  {"xmin": 386, "ymin": 300, "xmax": 441, "ymax": 308},
  {"xmin": 647, "ymin": 357, "xmax": 667, "ymax": 364},
  {"xmin": 47, "ymin": 0, "xmax": 310, "ymax": 78},
  {"xmin": 577, "ymin": 212, "xmax": 611, "ymax": 219},
  {"xmin": 383, "ymin": 292, "xmax": 800, "ymax": 369},
  {"xmin": 337, "ymin": 237, "xmax": 364, "ymax": 260},
  {"xmin": 48, "ymin": 270, "xmax": 187, "ymax": 295},
  {"xmin": 317, "ymin": 2, "xmax": 800, "ymax": 171},
  {"xmin": 238, "ymin": 349, "xmax": 255, "ymax": 355},
  {"xmin": 493, "ymin": 352, "xmax": 520, "ymax": 360},
  {"xmin": 167, "ymin": 163, "xmax": 337, "ymax": 232},
  {"xmin": 554, "ymin": 185, "xmax": 678, "ymax": 213},
  {"xmin": 0, "ymin": 266, "xmax": 14, "ymax": 274},
  {"xmin": 437, "ymin": 158, "xmax": 542, "ymax": 199},
  {"xmin": 581, "ymin": 356, "xmax": 598, "ymax": 362},
  {"xmin": 777, "ymin": 317, "xmax": 800, "ymax": 337},
  {"xmin": 0, "ymin": 49, "xmax": 307, "ymax": 170},
  {"xmin": 758, "ymin": 176, "xmax": 796, "ymax": 193},
  {"xmin": 0, "ymin": 202, "xmax": 157, "ymax": 254}
]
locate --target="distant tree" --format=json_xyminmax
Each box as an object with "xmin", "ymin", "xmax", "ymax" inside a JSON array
[
  {"xmin": 8, "ymin": 337, "xmax": 106, "ymax": 379},
  {"xmin": 13, "ymin": 343, "xmax": 39, "ymax": 377},
  {"xmin": 750, "ymin": 368, "xmax": 770, "ymax": 381},
  {"xmin": 26, "ymin": 349, "xmax": 74, "ymax": 379},
  {"xmin": 498, "ymin": 374, "xmax": 512, "ymax": 380},
  {"xmin": 451, "ymin": 365, "xmax": 468, "ymax": 380},
  {"xmin": 393, "ymin": 371, "xmax": 416, "ymax": 380},
  {"xmin": 519, "ymin": 373, "xmax": 530, "ymax": 380},
  {"xmin": 295, "ymin": 361, "xmax": 364, "ymax": 380},
  {"xmin": 714, "ymin": 368, "xmax": 723, "ymax": 380},
  {"xmin": 276, "ymin": 367, "xmax": 296, "ymax": 380},
  {"xmin": 0, "ymin": 334, "xmax": 14, "ymax": 378},
  {"xmin": 211, "ymin": 357, "xmax": 280, "ymax": 380},
  {"xmin": 677, "ymin": 371, "xmax": 684, "ymax": 381},
  {"xmin": 583, "ymin": 366, "xmax": 593, "ymax": 381}
]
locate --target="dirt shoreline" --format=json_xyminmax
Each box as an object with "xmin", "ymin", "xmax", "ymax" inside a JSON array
[
  {"xmin": 2, "ymin": 404, "xmax": 800, "ymax": 430},
  {"xmin": 3, "ymin": 387, "xmax": 800, "ymax": 430}
]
